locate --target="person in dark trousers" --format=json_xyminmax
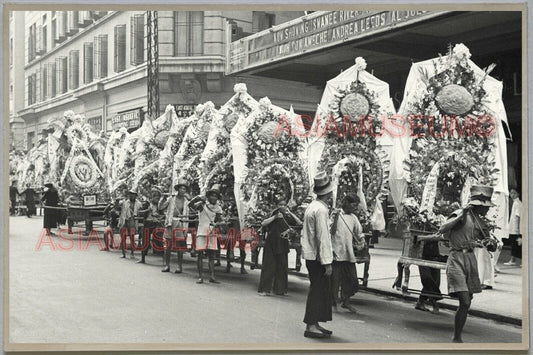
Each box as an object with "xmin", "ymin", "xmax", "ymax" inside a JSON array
[
  {"xmin": 41, "ymin": 183, "xmax": 59, "ymax": 235},
  {"xmin": 301, "ymin": 171, "xmax": 335, "ymax": 339},
  {"xmin": 118, "ymin": 190, "xmax": 142, "ymax": 259},
  {"xmin": 138, "ymin": 187, "xmax": 166, "ymax": 264},
  {"xmin": 258, "ymin": 197, "xmax": 302, "ymax": 296},
  {"xmin": 329, "ymin": 193, "xmax": 363, "ymax": 313},
  {"xmin": 414, "ymin": 240, "xmax": 444, "ymax": 314},
  {"xmin": 439, "ymin": 185, "xmax": 496, "ymax": 343},
  {"xmin": 10, "ymin": 181, "xmax": 19, "ymax": 216},
  {"xmin": 504, "ymin": 189, "xmax": 522, "ymax": 266},
  {"xmin": 41, "ymin": 183, "xmax": 60, "ymax": 235},
  {"xmin": 20, "ymin": 184, "xmax": 37, "ymax": 218}
]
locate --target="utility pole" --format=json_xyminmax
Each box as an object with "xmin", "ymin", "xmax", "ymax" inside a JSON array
[{"xmin": 146, "ymin": 11, "xmax": 159, "ymax": 119}]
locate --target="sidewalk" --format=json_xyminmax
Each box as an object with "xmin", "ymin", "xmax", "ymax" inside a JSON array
[{"xmin": 284, "ymin": 237, "xmax": 523, "ymax": 326}]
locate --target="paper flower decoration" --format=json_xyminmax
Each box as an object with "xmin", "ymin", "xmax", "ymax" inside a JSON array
[
  {"xmin": 452, "ymin": 43, "xmax": 472, "ymax": 61},
  {"xmin": 234, "ymin": 83, "xmax": 247, "ymax": 94},
  {"xmin": 354, "ymin": 57, "xmax": 367, "ymax": 71}
]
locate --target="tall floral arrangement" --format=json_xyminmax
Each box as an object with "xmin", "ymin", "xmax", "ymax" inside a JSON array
[{"xmin": 401, "ymin": 44, "xmax": 500, "ymax": 231}]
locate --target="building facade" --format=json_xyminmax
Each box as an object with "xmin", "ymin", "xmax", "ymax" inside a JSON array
[{"xmin": 12, "ymin": 10, "xmax": 313, "ymax": 151}]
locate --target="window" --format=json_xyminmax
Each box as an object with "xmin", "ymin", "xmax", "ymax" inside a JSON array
[
  {"xmin": 67, "ymin": 11, "xmax": 79, "ymax": 35},
  {"xmin": 56, "ymin": 57, "xmax": 67, "ymax": 94},
  {"xmin": 51, "ymin": 18, "xmax": 57, "ymax": 48},
  {"xmin": 42, "ymin": 15, "xmax": 47, "ymax": 54},
  {"xmin": 114, "ymin": 24, "xmax": 126, "ymax": 73},
  {"xmin": 27, "ymin": 75, "xmax": 33, "ymax": 105},
  {"xmin": 93, "ymin": 34, "xmax": 108, "ymax": 79},
  {"xmin": 69, "ymin": 50, "xmax": 79, "ymax": 90},
  {"xmin": 83, "ymin": 42, "xmax": 93, "ymax": 83},
  {"xmin": 36, "ymin": 25, "xmax": 44, "ymax": 55},
  {"xmin": 174, "ymin": 11, "xmax": 203, "ymax": 56},
  {"xmin": 28, "ymin": 23, "xmax": 37, "ymax": 62},
  {"xmin": 56, "ymin": 11, "xmax": 67, "ymax": 43},
  {"xmin": 27, "ymin": 72, "xmax": 37, "ymax": 105},
  {"xmin": 252, "ymin": 12, "xmax": 275, "ymax": 32},
  {"xmin": 130, "ymin": 14, "xmax": 145, "ymax": 65},
  {"xmin": 47, "ymin": 62, "xmax": 56, "ymax": 98},
  {"xmin": 79, "ymin": 11, "xmax": 92, "ymax": 27},
  {"xmin": 40, "ymin": 67, "xmax": 47, "ymax": 99}
]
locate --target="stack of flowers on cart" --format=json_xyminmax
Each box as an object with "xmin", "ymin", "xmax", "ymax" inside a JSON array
[
  {"xmin": 203, "ymin": 153, "xmax": 239, "ymax": 225},
  {"xmin": 401, "ymin": 43, "xmax": 501, "ymax": 232},
  {"xmin": 199, "ymin": 83, "xmax": 258, "ymax": 188},
  {"xmin": 156, "ymin": 105, "xmax": 201, "ymax": 194},
  {"xmin": 173, "ymin": 102, "xmax": 217, "ymax": 197},
  {"xmin": 59, "ymin": 115, "xmax": 109, "ymax": 205},
  {"xmin": 312, "ymin": 57, "xmax": 392, "ymax": 227},
  {"xmin": 104, "ymin": 127, "xmax": 129, "ymax": 195},
  {"xmin": 132, "ymin": 105, "xmax": 179, "ymax": 199},
  {"xmin": 236, "ymin": 97, "xmax": 310, "ymax": 227}
]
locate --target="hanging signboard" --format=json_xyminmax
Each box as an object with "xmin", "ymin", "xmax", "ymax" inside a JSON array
[
  {"xmin": 173, "ymin": 104, "xmax": 196, "ymax": 118},
  {"xmin": 226, "ymin": 10, "xmax": 448, "ymax": 75},
  {"xmin": 111, "ymin": 108, "xmax": 143, "ymax": 130}
]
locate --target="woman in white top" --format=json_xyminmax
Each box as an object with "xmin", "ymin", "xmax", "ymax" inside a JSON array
[
  {"xmin": 504, "ymin": 189, "xmax": 522, "ymax": 266},
  {"xmin": 329, "ymin": 193, "xmax": 364, "ymax": 313}
]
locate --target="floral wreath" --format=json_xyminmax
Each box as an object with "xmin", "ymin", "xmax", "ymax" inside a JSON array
[
  {"xmin": 243, "ymin": 157, "xmax": 310, "ymax": 227},
  {"xmin": 203, "ymin": 155, "xmax": 238, "ymax": 220},
  {"xmin": 244, "ymin": 98, "xmax": 304, "ymax": 164},
  {"xmin": 320, "ymin": 140, "xmax": 388, "ymax": 208},
  {"xmin": 403, "ymin": 44, "xmax": 499, "ymax": 231},
  {"xmin": 179, "ymin": 155, "xmax": 202, "ymax": 197},
  {"xmin": 66, "ymin": 123, "xmax": 88, "ymax": 145},
  {"xmin": 403, "ymin": 136, "xmax": 498, "ymax": 231},
  {"xmin": 68, "ymin": 155, "xmax": 99, "ymax": 189}
]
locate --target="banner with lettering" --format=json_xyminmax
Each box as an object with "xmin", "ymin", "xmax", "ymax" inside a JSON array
[{"xmin": 419, "ymin": 161, "xmax": 440, "ymax": 213}]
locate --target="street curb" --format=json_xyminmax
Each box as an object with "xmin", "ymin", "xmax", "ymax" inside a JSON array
[
  {"xmin": 281, "ymin": 266, "xmax": 522, "ymax": 327},
  {"xmin": 360, "ymin": 286, "xmax": 522, "ymax": 327}
]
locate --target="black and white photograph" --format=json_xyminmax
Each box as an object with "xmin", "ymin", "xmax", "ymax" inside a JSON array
[{"xmin": 4, "ymin": 3, "xmax": 528, "ymax": 352}]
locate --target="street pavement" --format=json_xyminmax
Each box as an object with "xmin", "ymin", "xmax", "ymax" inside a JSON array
[{"xmin": 8, "ymin": 216, "xmax": 523, "ymax": 345}]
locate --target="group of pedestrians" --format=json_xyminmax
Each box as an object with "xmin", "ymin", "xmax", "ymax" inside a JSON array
[{"xmin": 9, "ymin": 181, "xmax": 38, "ymax": 218}]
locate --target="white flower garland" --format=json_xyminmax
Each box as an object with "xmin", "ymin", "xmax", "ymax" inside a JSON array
[{"xmin": 69, "ymin": 155, "xmax": 98, "ymax": 189}]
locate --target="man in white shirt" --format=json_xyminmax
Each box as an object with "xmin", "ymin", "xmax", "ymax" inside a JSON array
[
  {"xmin": 504, "ymin": 189, "xmax": 522, "ymax": 266},
  {"xmin": 301, "ymin": 171, "xmax": 335, "ymax": 339}
]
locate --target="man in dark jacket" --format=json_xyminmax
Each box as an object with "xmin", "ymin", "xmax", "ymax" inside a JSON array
[{"xmin": 10, "ymin": 181, "xmax": 19, "ymax": 216}]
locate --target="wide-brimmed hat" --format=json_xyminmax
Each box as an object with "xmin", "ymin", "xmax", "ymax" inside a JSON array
[
  {"xmin": 313, "ymin": 171, "xmax": 334, "ymax": 196},
  {"xmin": 207, "ymin": 184, "xmax": 222, "ymax": 198},
  {"xmin": 468, "ymin": 185, "xmax": 495, "ymax": 207},
  {"xmin": 151, "ymin": 186, "xmax": 163, "ymax": 196},
  {"xmin": 128, "ymin": 189, "xmax": 138, "ymax": 196},
  {"xmin": 44, "ymin": 183, "xmax": 54, "ymax": 188},
  {"xmin": 174, "ymin": 178, "xmax": 189, "ymax": 190}
]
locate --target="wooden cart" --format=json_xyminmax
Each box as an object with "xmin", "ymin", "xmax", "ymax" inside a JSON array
[
  {"xmin": 66, "ymin": 205, "xmax": 108, "ymax": 234},
  {"xmin": 396, "ymin": 230, "xmax": 450, "ymax": 298}
]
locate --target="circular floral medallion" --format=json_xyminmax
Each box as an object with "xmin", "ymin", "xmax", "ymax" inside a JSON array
[
  {"xmin": 435, "ymin": 84, "xmax": 474, "ymax": 116},
  {"xmin": 340, "ymin": 93, "xmax": 370, "ymax": 120},
  {"xmin": 69, "ymin": 155, "xmax": 98, "ymax": 189}
]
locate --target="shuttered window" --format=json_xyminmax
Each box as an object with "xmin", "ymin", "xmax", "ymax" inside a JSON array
[
  {"xmin": 83, "ymin": 42, "xmax": 93, "ymax": 84},
  {"xmin": 67, "ymin": 11, "xmax": 79, "ymax": 35},
  {"xmin": 69, "ymin": 50, "xmax": 79, "ymax": 90},
  {"xmin": 56, "ymin": 56, "xmax": 68, "ymax": 94},
  {"xmin": 130, "ymin": 14, "xmax": 145, "ymax": 65},
  {"xmin": 94, "ymin": 34, "xmax": 108, "ymax": 79},
  {"xmin": 48, "ymin": 62, "xmax": 56, "ymax": 98},
  {"xmin": 174, "ymin": 11, "xmax": 203, "ymax": 56},
  {"xmin": 114, "ymin": 24, "xmax": 126, "ymax": 73},
  {"xmin": 40, "ymin": 67, "xmax": 47, "ymax": 99}
]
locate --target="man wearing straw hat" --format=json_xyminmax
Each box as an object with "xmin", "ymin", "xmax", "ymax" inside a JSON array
[
  {"xmin": 189, "ymin": 184, "xmax": 224, "ymax": 284},
  {"xmin": 163, "ymin": 179, "xmax": 190, "ymax": 273},
  {"xmin": 439, "ymin": 184, "xmax": 498, "ymax": 343},
  {"xmin": 301, "ymin": 171, "xmax": 335, "ymax": 339}
]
